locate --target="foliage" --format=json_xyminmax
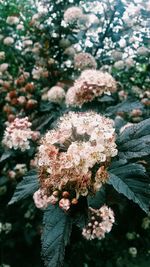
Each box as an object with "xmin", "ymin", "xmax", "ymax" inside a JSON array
[{"xmin": 0, "ymin": 0, "xmax": 149, "ymax": 267}]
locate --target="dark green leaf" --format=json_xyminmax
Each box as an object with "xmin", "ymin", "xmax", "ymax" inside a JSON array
[
  {"xmin": 71, "ymin": 197, "xmax": 88, "ymax": 229},
  {"xmin": 106, "ymin": 100, "xmax": 144, "ymax": 116},
  {"xmin": 117, "ymin": 118, "xmax": 150, "ymax": 159},
  {"xmin": 9, "ymin": 170, "xmax": 39, "ymax": 205},
  {"xmin": 88, "ymin": 187, "xmax": 106, "ymax": 209},
  {"xmin": 108, "ymin": 163, "xmax": 150, "ymax": 213},
  {"xmin": 42, "ymin": 205, "xmax": 72, "ymax": 267},
  {"xmin": 0, "ymin": 150, "xmax": 12, "ymax": 163},
  {"xmin": 117, "ymin": 118, "xmax": 150, "ymax": 144}
]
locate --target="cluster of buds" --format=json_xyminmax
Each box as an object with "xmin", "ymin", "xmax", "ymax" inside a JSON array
[
  {"xmin": 33, "ymin": 189, "xmax": 77, "ymax": 211},
  {"xmin": 2, "ymin": 70, "xmax": 38, "ymax": 115},
  {"xmin": 33, "ymin": 112, "xmax": 117, "ymax": 211},
  {"xmin": 3, "ymin": 117, "xmax": 40, "ymax": 151},
  {"xmin": 82, "ymin": 205, "xmax": 115, "ymax": 240},
  {"xmin": 66, "ymin": 69, "xmax": 117, "ymax": 107}
]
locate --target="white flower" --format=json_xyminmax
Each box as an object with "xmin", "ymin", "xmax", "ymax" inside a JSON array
[
  {"xmin": 0, "ymin": 51, "xmax": 5, "ymax": 60},
  {"xmin": 32, "ymin": 67, "xmax": 43, "ymax": 80},
  {"xmin": 137, "ymin": 46, "xmax": 149, "ymax": 56},
  {"xmin": 0, "ymin": 63, "xmax": 9, "ymax": 73},
  {"xmin": 66, "ymin": 69, "xmax": 117, "ymax": 107},
  {"xmin": 129, "ymin": 247, "xmax": 137, "ymax": 258},
  {"xmin": 6, "ymin": 16, "xmax": 19, "ymax": 25},
  {"xmin": 82, "ymin": 205, "xmax": 115, "ymax": 240},
  {"xmin": 64, "ymin": 6, "xmax": 83, "ymax": 24},
  {"xmin": 3, "ymin": 117, "xmax": 34, "ymax": 151},
  {"xmin": 23, "ymin": 40, "xmax": 33, "ymax": 47},
  {"xmin": 47, "ymin": 86, "xmax": 65, "ymax": 104},
  {"xmin": 3, "ymin": 37, "xmax": 14, "ymax": 45},
  {"xmin": 114, "ymin": 60, "xmax": 125, "ymax": 69},
  {"xmin": 37, "ymin": 112, "xmax": 117, "ymax": 211},
  {"xmin": 16, "ymin": 24, "xmax": 24, "ymax": 30},
  {"xmin": 74, "ymin": 52, "xmax": 97, "ymax": 70}
]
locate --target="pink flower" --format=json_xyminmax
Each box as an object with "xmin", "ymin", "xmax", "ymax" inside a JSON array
[
  {"xmin": 33, "ymin": 189, "xmax": 58, "ymax": 209},
  {"xmin": 47, "ymin": 86, "xmax": 65, "ymax": 104},
  {"xmin": 64, "ymin": 7, "xmax": 83, "ymax": 24},
  {"xmin": 74, "ymin": 52, "xmax": 97, "ymax": 70},
  {"xmin": 36, "ymin": 112, "xmax": 117, "ymax": 211},
  {"xmin": 59, "ymin": 198, "xmax": 70, "ymax": 211},
  {"xmin": 3, "ymin": 117, "xmax": 36, "ymax": 151},
  {"xmin": 82, "ymin": 205, "xmax": 115, "ymax": 240},
  {"xmin": 66, "ymin": 69, "xmax": 117, "ymax": 107}
]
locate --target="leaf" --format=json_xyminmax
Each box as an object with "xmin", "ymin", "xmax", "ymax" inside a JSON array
[
  {"xmin": 41, "ymin": 205, "xmax": 72, "ymax": 267},
  {"xmin": 88, "ymin": 187, "xmax": 106, "ymax": 209},
  {"xmin": 106, "ymin": 100, "xmax": 144, "ymax": 116},
  {"xmin": 71, "ymin": 196, "xmax": 88, "ymax": 229},
  {"xmin": 117, "ymin": 118, "xmax": 150, "ymax": 159},
  {"xmin": 9, "ymin": 170, "xmax": 39, "ymax": 205},
  {"xmin": 0, "ymin": 150, "xmax": 12, "ymax": 163},
  {"xmin": 98, "ymin": 95, "xmax": 115, "ymax": 102},
  {"xmin": 34, "ymin": 114, "xmax": 54, "ymax": 131},
  {"xmin": 114, "ymin": 116, "xmax": 126, "ymax": 133},
  {"xmin": 117, "ymin": 118, "xmax": 150, "ymax": 144},
  {"xmin": 40, "ymin": 102, "xmax": 55, "ymax": 112},
  {"xmin": 119, "ymin": 136, "xmax": 150, "ymax": 159},
  {"xmin": 108, "ymin": 163, "xmax": 150, "ymax": 213}
]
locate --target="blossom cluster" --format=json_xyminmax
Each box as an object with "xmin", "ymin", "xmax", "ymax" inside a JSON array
[
  {"xmin": 3, "ymin": 117, "xmax": 39, "ymax": 151},
  {"xmin": 33, "ymin": 112, "xmax": 117, "ymax": 211},
  {"xmin": 66, "ymin": 69, "xmax": 117, "ymax": 107},
  {"xmin": 47, "ymin": 86, "xmax": 65, "ymax": 104},
  {"xmin": 82, "ymin": 205, "xmax": 115, "ymax": 240},
  {"xmin": 64, "ymin": 7, "xmax": 83, "ymax": 24},
  {"xmin": 6, "ymin": 16, "xmax": 19, "ymax": 25},
  {"xmin": 74, "ymin": 52, "xmax": 97, "ymax": 70}
]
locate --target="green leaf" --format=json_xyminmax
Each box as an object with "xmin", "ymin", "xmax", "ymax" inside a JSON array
[
  {"xmin": 106, "ymin": 100, "xmax": 143, "ymax": 116},
  {"xmin": 9, "ymin": 170, "xmax": 39, "ymax": 205},
  {"xmin": 42, "ymin": 205, "xmax": 72, "ymax": 267},
  {"xmin": 88, "ymin": 187, "xmax": 106, "ymax": 209},
  {"xmin": 108, "ymin": 163, "xmax": 150, "ymax": 213},
  {"xmin": 117, "ymin": 118, "xmax": 150, "ymax": 159},
  {"xmin": 117, "ymin": 118, "xmax": 150, "ymax": 144},
  {"xmin": 71, "ymin": 197, "xmax": 88, "ymax": 229},
  {"xmin": 0, "ymin": 150, "xmax": 12, "ymax": 163}
]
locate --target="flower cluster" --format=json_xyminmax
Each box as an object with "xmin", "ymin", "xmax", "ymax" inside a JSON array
[
  {"xmin": 82, "ymin": 205, "xmax": 115, "ymax": 240},
  {"xmin": 34, "ymin": 112, "xmax": 117, "ymax": 211},
  {"xmin": 66, "ymin": 69, "xmax": 117, "ymax": 107},
  {"xmin": 2, "ymin": 117, "xmax": 38, "ymax": 151},
  {"xmin": 33, "ymin": 189, "xmax": 58, "ymax": 209},
  {"xmin": 6, "ymin": 16, "xmax": 19, "ymax": 25},
  {"xmin": 64, "ymin": 7, "xmax": 83, "ymax": 24},
  {"xmin": 47, "ymin": 86, "xmax": 65, "ymax": 104},
  {"xmin": 3, "ymin": 37, "xmax": 14, "ymax": 46},
  {"xmin": 74, "ymin": 52, "xmax": 97, "ymax": 70}
]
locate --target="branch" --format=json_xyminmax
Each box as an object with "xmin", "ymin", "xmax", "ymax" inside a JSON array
[{"xmin": 94, "ymin": 5, "xmax": 117, "ymax": 57}]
